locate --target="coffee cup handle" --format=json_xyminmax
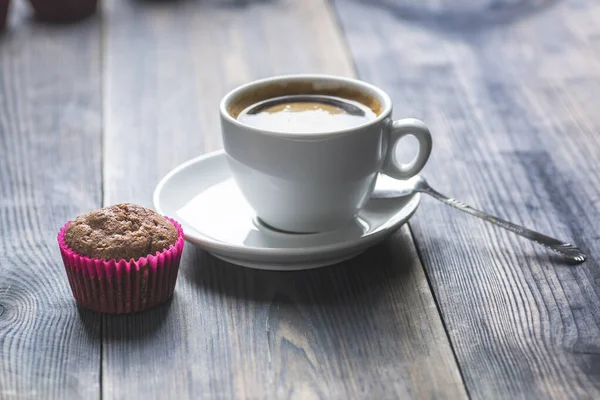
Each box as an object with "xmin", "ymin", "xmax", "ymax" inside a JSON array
[{"xmin": 382, "ymin": 118, "xmax": 432, "ymax": 180}]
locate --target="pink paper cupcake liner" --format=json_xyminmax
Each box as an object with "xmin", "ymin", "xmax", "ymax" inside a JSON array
[{"xmin": 57, "ymin": 217, "xmax": 185, "ymax": 314}]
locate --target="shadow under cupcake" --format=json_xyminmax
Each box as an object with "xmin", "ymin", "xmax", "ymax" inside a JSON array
[{"xmin": 58, "ymin": 203, "xmax": 185, "ymax": 314}]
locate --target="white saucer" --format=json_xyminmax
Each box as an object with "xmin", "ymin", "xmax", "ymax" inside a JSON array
[{"xmin": 153, "ymin": 150, "xmax": 421, "ymax": 271}]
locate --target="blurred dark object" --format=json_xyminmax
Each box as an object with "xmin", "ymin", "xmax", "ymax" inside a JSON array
[
  {"xmin": 29, "ymin": 0, "xmax": 97, "ymax": 23},
  {"xmin": 0, "ymin": 0, "xmax": 9, "ymax": 31}
]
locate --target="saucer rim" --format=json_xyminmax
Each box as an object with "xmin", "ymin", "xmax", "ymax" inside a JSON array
[
  {"xmin": 153, "ymin": 150, "xmax": 421, "ymax": 259},
  {"xmin": 211, "ymin": 250, "xmax": 366, "ymax": 271}
]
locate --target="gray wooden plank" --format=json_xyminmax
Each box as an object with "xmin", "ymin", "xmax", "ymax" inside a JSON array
[
  {"xmin": 332, "ymin": 0, "xmax": 600, "ymax": 398},
  {"xmin": 101, "ymin": 0, "xmax": 466, "ymax": 398},
  {"xmin": 0, "ymin": 2, "xmax": 102, "ymax": 399}
]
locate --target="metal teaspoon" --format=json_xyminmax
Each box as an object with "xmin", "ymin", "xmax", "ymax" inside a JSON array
[{"xmin": 372, "ymin": 175, "xmax": 586, "ymax": 263}]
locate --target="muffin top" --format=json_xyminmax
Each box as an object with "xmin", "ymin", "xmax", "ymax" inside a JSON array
[{"xmin": 65, "ymin": 203, "xmax": 178, "ymax": 261}]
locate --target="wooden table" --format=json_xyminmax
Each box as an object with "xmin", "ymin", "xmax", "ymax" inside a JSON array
[{"xmin": 1, "ymin": 0, "xmax": 599, "ymax": 398}]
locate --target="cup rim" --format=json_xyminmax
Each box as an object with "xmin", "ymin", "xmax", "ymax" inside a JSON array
[{"xmin": 219, "ymin": 74, "xmax": 393, "ymax": 139}]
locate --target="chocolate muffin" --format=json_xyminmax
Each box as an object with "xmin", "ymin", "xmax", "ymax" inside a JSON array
[
  {"xmin": 29, "ymin": 0, "xmax": 97, "ymax": 23},
  {"xmin": 58, "ymin": 203, "xmax": 184, "ymax": 314},
  {"xmin": 1, "ymin": 0, "xmax": 9, "ymax": 32},
  {"xmin": 65, "ymin": 203, "xmax": 178, "ymax": 261}
]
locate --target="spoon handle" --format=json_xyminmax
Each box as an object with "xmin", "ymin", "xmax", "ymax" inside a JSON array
[{"xmin": 418, "ymin": 185, "xmax": 586, "ymax": 263}]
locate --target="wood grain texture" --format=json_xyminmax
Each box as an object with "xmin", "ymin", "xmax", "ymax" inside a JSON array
[
  {"xmin": 102, "ymin": 0, "xmax": 355, "ymax": 206},
  {"xmin": 0, "ymin": 2, "xmax": 102, "ymax": 399},
  {"xmin": 102, "ymin": 0, "xmax": 466, "ymax": 398},
  {"xmin": 332, "ymin": 0, "xmax": 600, "ymax": 398}
]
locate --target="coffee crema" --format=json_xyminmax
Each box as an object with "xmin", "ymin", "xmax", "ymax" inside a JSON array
[{"xmin": 236, "ymin": 94, "xmax": 377, "ymax": 134}]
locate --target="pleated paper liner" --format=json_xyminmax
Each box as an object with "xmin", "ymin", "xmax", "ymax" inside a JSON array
[{"xmin": 58, "ymin": 217, "xmax": 184, "ymax": 314}]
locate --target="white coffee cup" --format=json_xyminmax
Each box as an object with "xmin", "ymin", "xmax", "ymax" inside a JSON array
[{"xmin": 220, "ymin": 74, "xmax": 432, "ymax": 233}]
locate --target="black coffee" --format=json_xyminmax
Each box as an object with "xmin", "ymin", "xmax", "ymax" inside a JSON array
[{"xmin": 237, "ymin": 94, "xmax": 377, "ymax": 134}]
